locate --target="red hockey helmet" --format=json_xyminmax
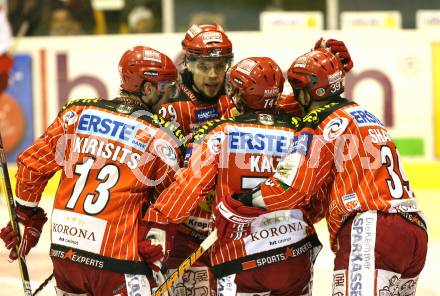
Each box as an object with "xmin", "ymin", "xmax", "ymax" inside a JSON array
[
  {"xmin": 182, "ymin": 24, "xmax": 233, "ymax": 60},
  {"xmin": 228, "ymin": 57, "xmax": 284, "ymax": 110},
  {"xmin": 118, "ymin": 46, "xmax": 177, "ymax": 94},
  {"xmin": 287, "ymin": 48, "xmax": 345, "ymax": 100}
]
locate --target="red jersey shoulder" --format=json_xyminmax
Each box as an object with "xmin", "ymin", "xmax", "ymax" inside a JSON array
[
  {"xmin": 316, "ymin": 107, "xmax": 354, "ymax": 140},
  {"xmin": 339, "ymin": 104, "xmax": 385, "ymax": 129},
  {"xmin": 317, "ymin": 103, "xmax": 388, "ymax": 138},
  {"xmin": 158, "ymin": 98, "xmax": 192, "ymax": 131},
  {"xmin": 160, "ymin": 97, "xmax": 192, "ymax": 115},
  {"xmin": 59, "ymin": 99, "xmax": 185, "ymax": 153},
  {"xmin": 217, "ymin": 94, "xmax": 233, "ymax": 108},
  {"xmin": 160, "ymin": 96, "xmax": 233, "ymax": 135},
  {"xmin": 192, "ymin": 118, "xmax": 232, "ymax": 144}
]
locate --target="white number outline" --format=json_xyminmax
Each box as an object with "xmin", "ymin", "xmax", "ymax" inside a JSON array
[
  {"xmin": 330, "ymin": 81, "xmax": 341, "ymax": 93},
  {"xmin": 380, "ymin": 146, "xmax": 414, "ymax": 199},
  {"xmin": 159, "ymin": 105, "xmax": 178, "ymax": 121},
  {"xmin": 66, "ymin": 158, "xmax": 120, "ymax": 215},
  {"xmin": 263, "ymin": 99, "xmax": 275, "ymax": 108}
]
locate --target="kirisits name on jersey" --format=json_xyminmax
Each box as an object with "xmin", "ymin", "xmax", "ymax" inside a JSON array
[{"xmin": 72, "ymin": 136, "xmax": 141, "ymax": 169}]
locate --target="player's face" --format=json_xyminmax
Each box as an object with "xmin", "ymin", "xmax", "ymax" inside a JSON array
[
  {"xmin": 152, "ymin": 81, "xmax": 177, "ymax": 112},
  {"xmin": 141, "ymin": 82, "xmax": 160, "ymax": 106},
  {"xmin": 142, "ymin": 81, "xmax": 176, "ymax": 107},
  {"xmin": 231, "ymin": 89, "xmax": 246, "ymax": 113},
  {"xmin": 157, "ymin": 80, "xmax": 177, "ymax": 101},
  {"xmin": 190, "ymin": 58, "xmax": 229, "ymax": 98}
]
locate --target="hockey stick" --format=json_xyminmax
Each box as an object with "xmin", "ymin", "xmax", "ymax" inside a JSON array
[
  {"xmin": 152, "ymin": 264, "xmax": 169, "ymax": 296},
  {"xmin": 0, "ymin": 131, "xmax": 32, "ymax": 295},
  {"xmin": 153, "ymin": 229, "xmax": 218, "ymax": 296}
]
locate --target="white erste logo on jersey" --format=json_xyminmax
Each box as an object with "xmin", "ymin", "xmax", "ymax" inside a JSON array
[
  {"xmin": 76, "ymin": 109, "xmax": 156, "ymax": 152},
  {"xmin": 345, "ymin": 106, "xmax": 384, "ymax": 127},
  {"xmin": 226, "ymin": 126, "xmax": 295, "ymax": 157},
  {"xmin": 323, "ymin": 117, "xmax": 349, "ymax": 141},
  {"xmin": 236, "ymin": 59, "xmax": 257, "ymax": 75},
  {"xmin": 257, "ymin": 113, "xmax": 274, "ymax": 126},
  {"xmin": 201, "ymin": 32, "xmax": 223, "ymax": 44}
]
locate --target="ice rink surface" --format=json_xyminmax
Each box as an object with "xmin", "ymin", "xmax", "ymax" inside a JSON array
[{"xmin": 0, "ymin": 190, "xmax": 438, "ymax": 296}]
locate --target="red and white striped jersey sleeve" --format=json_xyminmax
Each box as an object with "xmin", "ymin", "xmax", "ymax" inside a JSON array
[
  {"xmin": 260, "ymin": 127, "xmax": 334, "ymax": 212},
  {"xmin": 150, "ymin": 161, "xmax": 179, "ymax": 200},
  {"xmin": 218, "ymin": 95, "xmax": 235, "ymax": 118},
  {"xmin": 144, "ymin": 125, "xmax": 184, "ymax": 200},
  {"xmin": 15, "ymin": 110, "xmax": 68, "ymax": 206},
  {"xmin": 144, "ymin": 125, "xmax": 223, "ymax": 223}
]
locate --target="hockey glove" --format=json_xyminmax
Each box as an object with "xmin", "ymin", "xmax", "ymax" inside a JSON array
[
  {"xmin": 213, "ymin": 194, "xmax": 266, "ymax": 242},
  {"xmin": 138, "ymin": 222, "xmax": 176, "ymax": 272},
  {"xmin": 0, "ymin": 204, "xmax": 47, "ymax": 261},
  {"xmin": 314, "ymin": 38, "xmax": 353, "ymax": 72}
]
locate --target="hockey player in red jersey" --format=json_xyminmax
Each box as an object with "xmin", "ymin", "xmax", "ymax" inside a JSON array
[
  {"xmin": 145, "ymin": 57, "xmax": 328, "ymax": 295},
  {"xmin": 154, "ymin": 24, "xmax": 235, "ymax": 295},
  {"xmin": 155, "ymin": 28, "xmax": 354, "ymax": 294},
  {"xmin": 158, "ymin": 23, "xmax": 235, "ymax": 136},
  {"xmin": 275, "ymin": 37, "xmax": 353, "ymax": 117},
  {"xmin": 0, "ymin": 46, "xmax": 184, "ymax": 295},
  {"xmin": 159, "ymin": 25, "xmax": 354, "ymax": 136},
  {"xmin": 218, "ymin": 49, "xmax": 428, "ymax": 295}
]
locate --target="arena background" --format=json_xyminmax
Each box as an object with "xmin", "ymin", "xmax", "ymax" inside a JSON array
[{"xmin": 1, "ymin": 0, "xmax": 439, "ymax": 295}]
